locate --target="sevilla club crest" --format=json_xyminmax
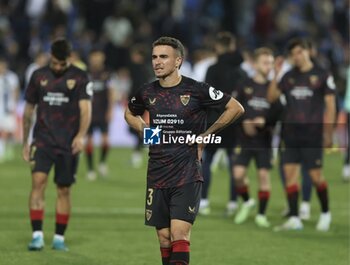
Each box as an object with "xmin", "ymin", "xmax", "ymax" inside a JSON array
[
  {"xmin": 40, "ymin": 79, "xmax": 48, "ymax": 87},
  {"xmin": 310, "ymin": 75, "xmax": 319, "ymax": 86},
  {"xmin": 145, "ymin": 209, "xmax": 152, "ymax": 221},
  {"xmin": 66, "ymin": 79, "xmax": 76, "ymax": 90},
  {"xmin": 180, "ymin": 95, "xmax": 190, "ymax": 106}
]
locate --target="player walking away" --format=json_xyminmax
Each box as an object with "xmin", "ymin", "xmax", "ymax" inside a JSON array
[
  {"xmin": 233, "ymin": 48, "xmax": 283, "ymax": 228},
  {"xmin": 0, "ymin": 57, "xmax": 20, "ymax": 162},
  {"xmin": 125, "ymin": 37, "xmax": 244, "ymax": 265},
  {"xmin": 22, "ymin": 39, "xmax": 92, "ymax": 251},
  {"xmin": 199, "ymin": 31, "xmax": 245, "ymax": 217},
  {"xmin": 268, "ymin": 38, "xmax": 336, "ymax": 231},
  {"xmin": 85, "ymin": 49, "xmax": 115, "ymax": 180}
]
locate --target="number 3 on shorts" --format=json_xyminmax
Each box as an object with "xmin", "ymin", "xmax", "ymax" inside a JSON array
[{"xmin": 147, "ymin": 188, "xmax": 154, "ymax": 206}]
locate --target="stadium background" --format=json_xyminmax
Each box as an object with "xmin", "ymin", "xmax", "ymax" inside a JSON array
[
  {"xmin": 0, "ymin": 0, "xmax": 348, "ymax": 146},
  {"xmin": 0, "ymin": 0, "xmax": 349, "ymax": 265}
]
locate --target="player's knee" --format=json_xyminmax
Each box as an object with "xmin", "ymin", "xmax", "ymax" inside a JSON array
[
  {"xmin": 171, "ymin": 229, "xmax": 190, "ymax": 242},
  {"xmin": 57, "ymin": 186, "xmax": 70, "ymax": 198},
  {"xmin": 32, "ymin": 178, "xmax": 47, "ymax": 191},
  {"xmin": 157, "ymin": 229, "xmax": 171, "ymax": 247},
  {"xmin": 234, "ymin": 172, "xmax": 244, "ymax": 181}
]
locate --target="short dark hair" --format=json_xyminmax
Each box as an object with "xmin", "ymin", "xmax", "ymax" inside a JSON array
[
  {"xmin": 152, "ymin": 37, "xmax": 185, "ymax": 58},
  {"xmin": 253, "ymin": 47, "xmax": 274, "ymax": 61},
  {"xmin": 51, "ymin": 39, "xmax": 72, "ymax": 60},
  {"xmin": 215, "ymin": 31, "xmax": 236, "ymax": 49},
  {"xmin": 286, "ymin": 38, "xmax": 308, "ymax": 54}
]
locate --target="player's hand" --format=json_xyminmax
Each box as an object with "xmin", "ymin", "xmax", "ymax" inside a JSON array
[
  {"xmin": 22, "ymin": 144, "xmax": 30, "ymax": 162},
  {"xmin": 197, "ymin": 142, "xmax": 205, "ymax": 161},
  {"xmin": 274, "ymin": 56, "xmax": 284, "ymax": 76},
  {"xmin": 253, "ymin": 117, "xmax": 266, "ymax": 128},
  {"xmin": 188, "ymin": 133, "xmax": 205, "ymax": 161},
  {"xmin": 242, "ymin": 119, "xmax": 257, "ymax": 137},
  {"xmin": 71, "ymin": 135, "xmax": 85, "ymax": 154}
]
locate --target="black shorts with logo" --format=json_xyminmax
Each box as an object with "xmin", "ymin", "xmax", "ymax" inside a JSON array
[
  {"xmin": 280, "ymin": 137, "xmax": 323, "ymax": 169},
  {"xmin": 280, "ymin": 147, "xmax": 323, "ymax": 169},
  {"xmin": 30, "ymin": 145, "xmax": 78, "ymax": 186},
  {"xmin": 87, "ymin": 121, "xmax": 109, "ymax": 135},
  {"xmin": 233, "ymin": 146, "xmax": 273, "ymax": 169},
  {"xmin": 144, "ymin": 181, "xmax": 202, "ymax": 229}
]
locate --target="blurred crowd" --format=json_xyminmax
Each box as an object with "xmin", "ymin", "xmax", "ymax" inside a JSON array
[{"xmin": 0, "ymin": 0, "xmax": 348, "ymax": 97}]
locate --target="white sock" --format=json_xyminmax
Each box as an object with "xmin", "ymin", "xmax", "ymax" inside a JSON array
[
  {"xmin": 53, "ymin": 234, "xmax": 65, "ymax": 242},
  {"xmin": 32, "ymin": 231, "xmax": 43, "ymax": 238},
  {"xmin": 227, "ymin": 201, "xmax": 237, "ymax": 209},
  {"xmin": 200, "ymin": 199, "xmax": 209, "ymax": 208}
]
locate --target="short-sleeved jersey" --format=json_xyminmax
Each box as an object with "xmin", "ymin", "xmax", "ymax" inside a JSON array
[
  {"xmin": 236, "ymin": 78, "xmax": 279, "ymax": 148},
  {"xmin": 128, "ymin": 76, "xmax": 231, "ymax": 188},
  {"xmin": 25, "ymin": 65, "xmax": 92, "ymax": 153},
  {"xmin": 279, "ymin": 65, "xmax": 336, "ymax": 142},
  {"xmin": 89, "ymin": 70, "xmax": 110, "ymax": 122}
]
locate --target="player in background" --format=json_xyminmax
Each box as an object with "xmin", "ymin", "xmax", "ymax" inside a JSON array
[
  {"xmin": 233, "ymin": 47, "xmax": 282, "ymax": 228},
  {"xmin": 22, "ymin": 39, "xmax": 92, "ymax": 250},
  {"xmin": 25, "ymin": 51, "xmax": 49, "ymax": 87},
  {"xmin": 85, "ymin": 49, "xmax": 115, "ymax": 180},
  {"xmin": 125, "ymin": 36, "xmax": 244, "ymax": 265},
  {"xmin": 0, "ymin": 57, "xmax": 20, "ymax": 162},
  {"xmin": 199, "ymin": 31, "xmax": 245, "ymax": 216},
  {"xmin": 268, "ymin": 38, "xmax": 336, "ymax": 231},
  {"xmin": 127, "ymin": 44, "xmax": 153, "ymax": 168},
  {"xmin": 277, "ymin": 39, "xmax": 324, "ymax": 220}
]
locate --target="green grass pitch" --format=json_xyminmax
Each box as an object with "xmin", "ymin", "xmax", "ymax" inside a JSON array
[{"xmin": 0, "ymin": 147, "xmax": 348, "ymax": 265}]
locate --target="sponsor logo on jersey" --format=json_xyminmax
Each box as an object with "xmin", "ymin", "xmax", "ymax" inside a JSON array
[
  {"xmin": 149, "ymin": 97, "xmax": 157, "ymax": 105},
  {"xmin": 247, "ymin": 97, "xmax": 270, "ymax": 110},
  {"xmin": 290, "ymin": 86, "xmax": 314, "ymax": 99},
  {"xmin": 43, "ymin": 92, "xmax": 69, "ymax": 106},
  {"xmin": 180, "ymin": 95, "xmax": 190, "ymax": 106},
  {"xmin": 66, "ymin": 79, "xmax": 76, "ymax": 90}
]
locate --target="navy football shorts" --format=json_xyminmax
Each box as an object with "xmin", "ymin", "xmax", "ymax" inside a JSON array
[
  {"xmin": 233, "ymin": 146, "xmax": 273, "ymax": 169},
  {"xmin": 29, "ymin": 145, "xmax": 78, "ymax": 186},
  {"xmin": 144, "ymin": 181, "xmax": 202, "ymax": 229}
]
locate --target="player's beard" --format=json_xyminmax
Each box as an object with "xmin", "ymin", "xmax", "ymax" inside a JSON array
[{"xmin": 155, "ymin": 66, "xmax": 177, "ymax": 80}]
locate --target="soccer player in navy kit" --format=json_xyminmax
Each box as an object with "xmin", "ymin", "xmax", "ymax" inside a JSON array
[
  {"xmin": 125, "ymin": 37, "xmax": 244, "ymax": 265},
  {"xmin": 233, "ymin": 47, "xmax": 282, "ymax": 228},
  {"xmin": 268, "ymin": 38, "xmax": 336, "ymax": 231},
  {"xmin": 22, "ymin": 39, "xmax": 92, "ymax": 250},
  {"xmin": 85, "ymin": 49, "xmax": 115, "ymax": 180}
]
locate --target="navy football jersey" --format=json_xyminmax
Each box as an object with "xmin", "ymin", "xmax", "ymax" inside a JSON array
[
  {"xmin": 279, "ymin": 65, "xmax": 336, "ymax": 143},
  {"xmin": 25, "ymin": 65, "xmax": 92, "ymax": 153},
  {"xmin": 129, "ymin": 76, "xmax": 231, "ymax": 188},
  {"xmin": 236, "ymin": 78, "xmax": 277, "ymax": 148},
  {"xmin": 89, "ymin": 70, "xmax": 110, "ymax": 123}
]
